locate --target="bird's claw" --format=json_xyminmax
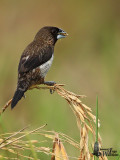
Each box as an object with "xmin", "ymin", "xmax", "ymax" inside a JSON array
[
  {"xmin": 44, "ymin": 81, "xmax": 56, "ymax": 94},
  {"xmin": 44, "ymin": 81, "xmax": 56, "ymax": 86},
  {"xmin": 50, "ymin": 89, "xmax": 55, "ymax": 94}
]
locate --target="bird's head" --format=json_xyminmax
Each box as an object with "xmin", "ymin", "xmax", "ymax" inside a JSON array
[{"xmin": 35, "ymin": 26, "xmax": 68, "ymax": 45}]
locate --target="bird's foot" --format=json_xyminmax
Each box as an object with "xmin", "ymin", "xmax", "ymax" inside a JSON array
[
  {"xmin": 44, "ymin": 81, "xmax": 56, "ymax": 86},
  {"xmin": 44, "ymin": 81, "xmax": 56, "ymax": 94}
]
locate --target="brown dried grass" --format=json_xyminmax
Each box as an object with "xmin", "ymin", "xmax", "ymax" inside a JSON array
[{"xmin": 0, "ymin": 84, "xmax": 108, "ymax": 160}]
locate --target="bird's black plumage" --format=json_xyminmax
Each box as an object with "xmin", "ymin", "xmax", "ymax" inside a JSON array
[
  {"xmin": 11, "ymin": 26, "xmax": 68, "ymax": 109},
  {"xmin": 18, "ymin": 42, "xmax": 53, "ymax": 73}
]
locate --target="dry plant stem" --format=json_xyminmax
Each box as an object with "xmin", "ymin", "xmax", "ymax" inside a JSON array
[
  {"xmin": 0, "ymin": 84, "xmax": 64, "ymax": 114},
  {"xmin": 0, "ymin": 83, "xmax": 103, "ymax": 159},
  {"xmin": 51, "ymin": 134, "xmax": 69, "ymax": 160},
  {"xmin": 1, "ymin": 98, "xmax": 12, "ymax": 114},
  {"xmin": 0, "ymin": 124, "xmax": 47, "ymax": 149},
  {"xmin": 0, "ymin": 125, "xmax": 30, "ymax": 145}
]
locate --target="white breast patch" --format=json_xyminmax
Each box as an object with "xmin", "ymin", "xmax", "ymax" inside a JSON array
[{"xmin": 39, "ymin": 55, "xmax": 54, "ymax": 78}]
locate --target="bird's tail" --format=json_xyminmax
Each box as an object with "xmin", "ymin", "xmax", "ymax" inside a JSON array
[
  {"xmin": 11, "ymin": 75, "xmax": 30, "ymax": 109},
  {"xmin": 11, "ymin": 89, "xmax": 25, "ymax": 109}
]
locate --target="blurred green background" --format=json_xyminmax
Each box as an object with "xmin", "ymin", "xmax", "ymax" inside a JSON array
[{"xmin": 0, "ymin": 0, "xmax": 120, "ymax": 159}]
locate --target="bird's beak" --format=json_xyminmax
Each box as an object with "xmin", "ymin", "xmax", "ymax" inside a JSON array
[{"xmin": 57, "ymin": 30, "xmax": 68, "ymax": 39}]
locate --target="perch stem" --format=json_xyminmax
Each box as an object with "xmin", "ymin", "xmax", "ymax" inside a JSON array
[{"xmin": 0, "ymin": 84, "xmax": 65, "ymax": 114}]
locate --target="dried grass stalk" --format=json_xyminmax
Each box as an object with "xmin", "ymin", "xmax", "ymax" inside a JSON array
[
  {"xmin": 51, "ymin": 134, "xmax": 69, "ymax": 160},
  {"xmin": 0, "ymin": 83, "xmax": 103, "ymax": 159}
]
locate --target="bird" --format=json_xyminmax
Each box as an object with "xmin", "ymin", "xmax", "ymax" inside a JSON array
[{"xmin": 11, "ymin": 26, "xmax": 68, "ymax": 109}]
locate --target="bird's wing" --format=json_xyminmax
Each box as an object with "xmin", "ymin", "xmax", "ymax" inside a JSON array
[{"xmin": 18, "ymin": 43, "xmax": 53, "ymax": 73}]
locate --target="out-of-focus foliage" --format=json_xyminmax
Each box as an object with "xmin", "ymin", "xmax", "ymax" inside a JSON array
[{"xmin": 0, "ymin": 0, "xmax": 120, "ymax": 159}]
